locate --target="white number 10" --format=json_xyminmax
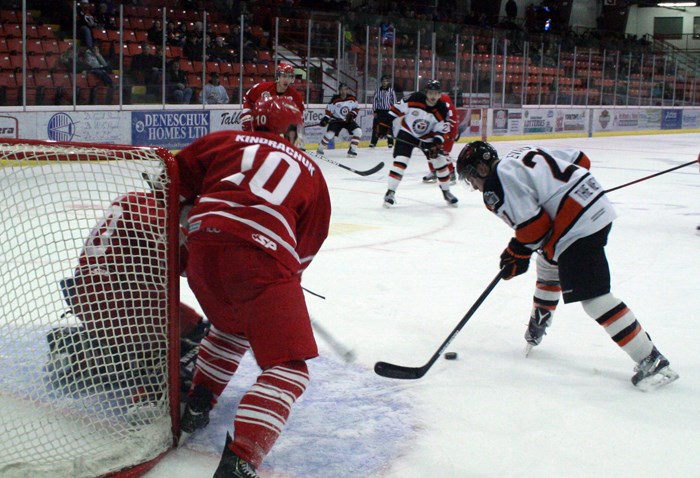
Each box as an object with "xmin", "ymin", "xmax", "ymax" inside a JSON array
[{"xmin": 223, "ymin": 144, "xmax": 301, "ymax": 205}]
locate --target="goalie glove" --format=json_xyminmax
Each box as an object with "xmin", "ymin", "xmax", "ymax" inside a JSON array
[
  {"xmin": 319, "ymin": 116, "xmax": 330, "ymax": 127},
  {"xmin": 499, "ymin": 238, "xmax": 532, "ymax": 280}
]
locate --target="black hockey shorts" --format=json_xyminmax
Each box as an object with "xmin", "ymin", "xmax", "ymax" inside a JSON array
[
  {"xmin": 328, "ymin": 120, "xmax": 359, "ymax": 136},
  {"xmin": 393, "ymin": 131, "xmax": 419, "ymax": 158},
  {"xmin": 556, "ymin": 223, "xmax": 612, "ymax": 304}
]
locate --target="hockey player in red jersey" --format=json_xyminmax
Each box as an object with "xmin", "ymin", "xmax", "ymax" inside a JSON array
[
  {"xmin": 177, "ymin": 96, "xmax": 331, "ymax": 477},
  {"xmin": 316, "ymin": 82, "xmax": 362, "ymax": 157},
  {"xmin": 382, "ymin": 79, "xmax": 458, "ymax": 208},
  {"xmin": 51, "ymin": 188, "xmax": 208, "ymax": 397},
  {"xmin": 240, "ymin": 62, "xmax": 305, "ymax": 136},
  {"xmin": 456, "ymin": 141, "xmax": 679, "ymax": 392},
  {"xmin": 422, "ymin": 92, "xmax": 458, "ymax": 184}
]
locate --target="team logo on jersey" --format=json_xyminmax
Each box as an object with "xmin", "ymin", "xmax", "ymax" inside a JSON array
[
  {"xmin": 189, "ymin": 220, "xmax": 201, "ymax": 232},
  {"xmin": 252, "ymin": 233, "xmax": 278, "ymax": 250},
  {"xmin": 484, "ymin": 191, "xmax": 500, "ymax": 210},
  {"xmin": 413, "ymin": 119, "xmax": 429, "ymax": 135}
]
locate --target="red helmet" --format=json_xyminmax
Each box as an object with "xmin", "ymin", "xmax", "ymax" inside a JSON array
[
  {"xmin": 252, "ymin": 96, "xmax": 303, "ymax": 135},
  {"xmin": 276, "ymin": 62, "xmax": 295, "ymax": 77}
]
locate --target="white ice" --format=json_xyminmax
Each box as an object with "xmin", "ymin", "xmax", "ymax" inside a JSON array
[{"xmin": 147, "ymin": 133, "xmax": 700, "ymax": 478}]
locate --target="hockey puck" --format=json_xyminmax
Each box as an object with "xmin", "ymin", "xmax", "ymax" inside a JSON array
[{"xmin": 444, "ymin": 352, "xmax": 458, "ymax": 360}]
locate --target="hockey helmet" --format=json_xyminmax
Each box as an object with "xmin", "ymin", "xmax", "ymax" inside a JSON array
[
  {"xmin": 425, "ymin": 79, "xmax": 441, "ymax": 91},
  {"xmin": 252, "ymin": 96, "xmax": 303, "ymax": 136},
  {"xmin": 276, "ymin": 62, "xmax": 295, "ymax": 78},
  {"xmin": 456, "ymin": 141, "xmax": 499, "ymax": 181}
]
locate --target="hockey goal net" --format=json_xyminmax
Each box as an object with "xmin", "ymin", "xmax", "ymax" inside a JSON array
[{"xmin": 0, "ymin": 139, "xmax": 180, "ymax": 477}]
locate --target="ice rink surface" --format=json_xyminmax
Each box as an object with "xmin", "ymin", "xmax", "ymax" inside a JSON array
[{"xmin": 148, "ymin": 133, "xmax": 700, "ymax": 478}]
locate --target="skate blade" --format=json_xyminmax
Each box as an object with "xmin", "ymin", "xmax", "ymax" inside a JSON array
[
  {"xmin": 634, "ymin": 367, "xmax": 679, "ymax": 392},
  {"xmin": 178, "ymin": 431, "xmax": 192, "ymax": 447},
  {"xmin": 524, "ymin": 343, "xmax": 535, "ymax": 357}
]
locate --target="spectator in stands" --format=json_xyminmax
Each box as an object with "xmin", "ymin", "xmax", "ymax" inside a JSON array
[
  {"xmin": 131, "ymin": 43, "xmax": 161, "ymax": 89},
  {"xmin": 76, "ymin": 3, "xmax": 96, "ymax": 48},
  {"xmin": 209, "ymin": 36, "xmax": 233, "ymax": 63},
  {"xmin": 202, "ymin": 73, "xmax": 229, "ymax": 104},
  {"xmin": 94, "ymin": 2, "xmax": 117, "ymax": 30},
  {"xmin": 148, "ymin": 20, "xmax": 164, "ymax": 44},
  {"xmin": 166, "ymin": 21, "xmax": 185, "ymax": 47},
  {"xmin": 166, "ymin": 61, "xmax": 193, "ymax": 104},
  {"xmin": 183, "ymin": 32, "xmax": 203, "ymax": 62},
  {"xmin": 84, "ymin": 44, "xmax": 113, "ymax": 86}
]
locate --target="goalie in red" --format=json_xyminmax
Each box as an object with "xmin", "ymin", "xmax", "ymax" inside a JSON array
[
  {"xmin": 176, "ymin": 96, "xmax": 331, "ymax": 477},
  {"xmin": 48, "ymin": 185, "xmax": 209, "ymax": 399}
]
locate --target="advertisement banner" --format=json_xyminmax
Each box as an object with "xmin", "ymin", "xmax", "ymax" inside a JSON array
[
  {"xmin": 639, "ymin": 108, "xmax": 662, "ymax": 130},
  {"xmin": 131, "ymin": 111, "xmax": 211, "ymax": 149},
  {"xmin": 593, "ymin": 109, "xmax": 612, "ymax": 132},
  {"xmin": 0, "ymin": 115, "xmax": 19, "ymax": 138},
  {"xmin": 612, "ymin": 109, "xmax": 640, "ymax": 130},
  {"xmin": 555, "ymin": 109, "xmax": 586, "ymax": 133},
  {"xmin": 490, "ymin": 109, "xmax": 522, "ymax": 136},
  {"xmin": 492, "ymin": 109, "xmax": 509, "ymax": 135},
  {"xmin": 661, "ymin": 109, "xmax": 683, "ymax": 130},
  {"xmin": 36, "ymin": 111, "xmax": 129, "ymax": 143},
  {"xmin": 523, "ymin": 109, "xmax": 554, "ymax": 134},
  {"xmin": 681, "ymin": 109, "xmax": 700, "ymax": 129}
]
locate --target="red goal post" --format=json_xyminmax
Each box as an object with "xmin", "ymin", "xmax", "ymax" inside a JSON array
[{"xmin": 0, "ymin": 139, "xmax": 181, "ymax": 477}]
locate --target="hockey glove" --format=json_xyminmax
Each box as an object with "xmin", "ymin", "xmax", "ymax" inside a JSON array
[
  {"xmin": 499, "ymin": 238, "xmax": 532, "ymax": 280},
  {"xmin": 423, "ymin": 142, "xmax": 443, "ymax": 160},
  {"xmin": 240, "ymin": 114, "xmax": 252, "ymax": 131},
  {"xmin": 319, "ymin": 116, "xmax": 330, "ymax": 127},
  {"xmin": 346, "ymin": 111, "xmax": 357, "ymax": 122}
]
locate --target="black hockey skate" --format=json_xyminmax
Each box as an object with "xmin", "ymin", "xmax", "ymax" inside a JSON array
[
  {"xmin": 631, "ymin": 347, "xmax": 679, "ymax": 392},
  {"xmin": 347, "ymin": 148, "xmax": 358, "ymax": 157},
  {"xmin": 441, "ymin": 189, "xmax": 458, "ymax": 207},
  {"xmin": 214, "ymin": 433, "xmax": 260, "ymax": 478},
  {"xmin": 422, "ymin": 171, "xmax": 437, "ymax": 183},
  {"xmin": 524, "ymin": 308, "xmax": 552, "ymax": 356},
  {"xmin": 383, "ymin": 189, "xmax": 396, "ymax": 208},
  {"xmin": 181, "ymin": 384, "xmax": 213, "ymax": 433}
]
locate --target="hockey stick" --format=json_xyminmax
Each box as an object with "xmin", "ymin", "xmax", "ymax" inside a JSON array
[
  {"xmin": 301, "ymin": 287, "xmax": 357, "ymax": 363},
  {"xmin": 605, "ymin": 157, "xmax": 699, "ymax": 193},
  {"xmin": 374, "ymin": 269, "xmax": 504, "ymax": 379},
  {"xmin": 311, "ymin": 317, "xmax": 357, "ymax": 363},
  {"xmin": 306, "ymin": 150, "xmax": 385, "ymax": 176}
]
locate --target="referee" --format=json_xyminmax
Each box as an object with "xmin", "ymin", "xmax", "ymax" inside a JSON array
[{"xmin": 369, "ymin": 75, "xmax": 397, "ymax": 148}]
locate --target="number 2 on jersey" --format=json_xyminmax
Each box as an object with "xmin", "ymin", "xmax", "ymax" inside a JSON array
[{"xmin": 521, "ymin": 150, "xmax": 576, "ymax": 182}]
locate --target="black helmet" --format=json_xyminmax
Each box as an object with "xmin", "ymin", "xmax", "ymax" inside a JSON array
[
  {"xmin": 457, "ymin": 141, "xmax": 499, "ymax": 180},
  {"xmin": 380, "ymin": 74, "xmax": 391, "ymax": 81},
  {"xmin": 425, "ymin": 79, "xmax": 441, "ymax": 91}
]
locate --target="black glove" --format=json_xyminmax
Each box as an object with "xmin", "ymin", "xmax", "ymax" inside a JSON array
[
  {"xmin": 499, "ymin": 238, "xmax": 532, "ymax": 280},
  {"xmin": 319, "ymin": 116, "xmax": 330, "ymax": 127},
  {"xmin": 423, "ymin": 142, "xmax": 443, "ymax": 159},
  {"xmin": 346, "ymin": 111, "xmax": 357, "ymax": 122}
]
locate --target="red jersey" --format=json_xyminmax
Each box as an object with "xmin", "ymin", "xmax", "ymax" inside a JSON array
[
  {"xmin": 240, "ymin": 81, "xmax": 305, "ymax": 131},
  {"xmin": 440, "ymin": 93, "xmax": 458, "ymax": 140},
  {"xmin": 176, "ymin": 130, "xmax": 331, "ymax": 274},
  {"xmin": 77, "ymin": 191, "xmax": 167, "ymax": 280}
]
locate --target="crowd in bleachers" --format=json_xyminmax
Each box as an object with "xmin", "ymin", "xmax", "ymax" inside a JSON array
[{"xmin": 0, "ymin": 0, "xmax": 698, "ymax": 107}]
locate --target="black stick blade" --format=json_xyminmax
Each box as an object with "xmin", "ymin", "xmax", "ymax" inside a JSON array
[
  {"xmin": 374, "ymin": 361, "xmax": 426, "ymax": 380},
  {"xmin": 352, "ymin": 161, "xmax": 385, "ymax": 176}
]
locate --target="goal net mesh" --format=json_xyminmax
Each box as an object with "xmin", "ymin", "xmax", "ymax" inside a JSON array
[{"xmin": 0, "ymin": 141, "xmax": 178, "ymax": 478}]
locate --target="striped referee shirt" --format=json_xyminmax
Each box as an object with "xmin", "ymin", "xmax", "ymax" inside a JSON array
[{"xmin": 373, "ymin": 86, "xmax": 396, "ymax": 111}]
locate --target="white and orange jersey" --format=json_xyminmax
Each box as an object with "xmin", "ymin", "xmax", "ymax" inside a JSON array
[
  {"xmin": 324, "ymin": 93, "xmax": 359, "ymax": 121},
  {"xmin": 389, "ymin": 92, "xmax": 449, "ymax": 144},
  {"xmin": 176, "ymin": 130, "xmax": 331, "ymax": 274},
  {"xmin": 483, "ymin": 146, "xmax": 614, "ymax": 261}
]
